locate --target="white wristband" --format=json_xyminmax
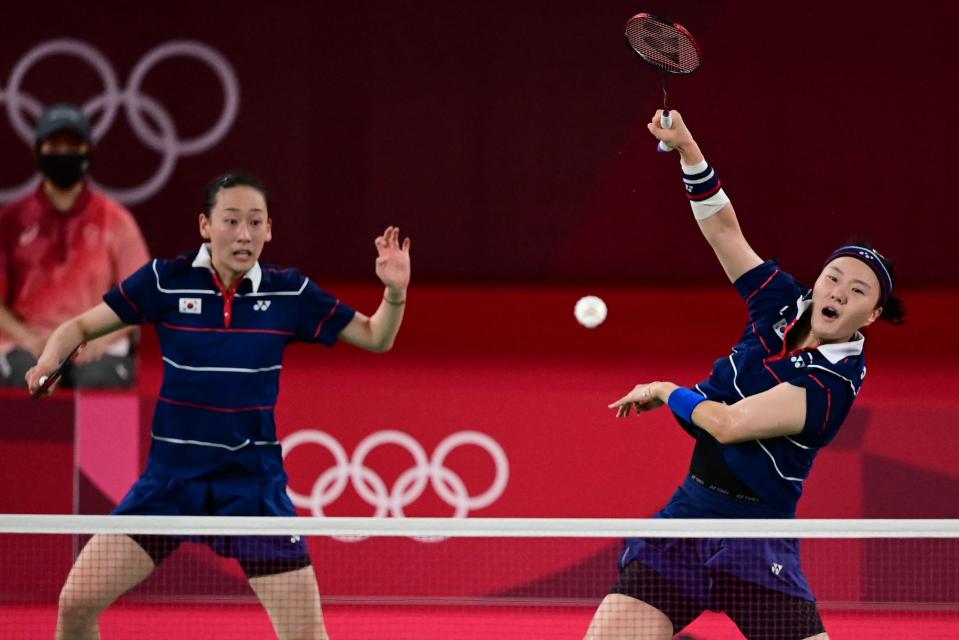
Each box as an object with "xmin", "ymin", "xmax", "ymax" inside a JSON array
[
  {"xmin": 682, "ymin": 158, "xmax": 730, "ymax": 220},
  {"xmin": 691, "ymin": 189, "xmax": 731, "ymax": 220}
]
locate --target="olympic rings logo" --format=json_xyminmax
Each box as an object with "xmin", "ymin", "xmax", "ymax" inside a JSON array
[
  {"xmin": 281, "ymin": 429, "xmax": 510, "ymax": 542},
  {"xmin": 0, "ymin": 38, "xmax": 239, "ymax": 205}
]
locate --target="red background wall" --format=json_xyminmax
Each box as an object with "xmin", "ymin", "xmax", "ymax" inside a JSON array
[
  {"xmin": 2, "ymin": 1, "xmax": 959, "ymax": 621},
  {"xmin": 1, "ymin": 1, "xmax": 956, "ymax": 285}
]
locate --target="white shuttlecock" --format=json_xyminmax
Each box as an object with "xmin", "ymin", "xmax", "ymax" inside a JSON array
[{"xmin": 574, "ymin": 295, "xmax": 607, "ymax": 329}]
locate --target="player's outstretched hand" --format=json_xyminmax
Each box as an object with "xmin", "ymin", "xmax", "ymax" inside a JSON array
[
  {"xmin": 374, "ymin": 226, "xmax": 411, "ymax": 293},
  {"xmin": 608, "ymin": 382, "xmax": 665, "ymax": 418},
  {"xmin": 647, "ymin": 109, "xmax": 695, "ymax": 152}
]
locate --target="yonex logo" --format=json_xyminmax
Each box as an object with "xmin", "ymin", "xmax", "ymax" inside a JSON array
[
  {"xmin": 790, "ymin": 356, "xmax": 806, "ymax": 368},
  {"xmin": 253, "ymin": 300, "xmax": 271, "ymax": 311}
]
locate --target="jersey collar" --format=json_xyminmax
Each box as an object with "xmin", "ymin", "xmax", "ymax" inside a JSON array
[
  {"xmin": 192, "ymin": 243, "xmax": 262, "ymax": 293},
  {"xmin": 795, "ymin": 295, "xmax": 866, "ymax": 364}
]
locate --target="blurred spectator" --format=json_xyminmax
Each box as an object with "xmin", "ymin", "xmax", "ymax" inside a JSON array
[{"xmin": 0, "ymin": 103, "xmax": 149, "ymax": 388}]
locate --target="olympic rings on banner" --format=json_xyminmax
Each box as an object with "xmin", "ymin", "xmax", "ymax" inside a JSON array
[
  {"xmin": 0, "ymin": 38, "xmax": 239, "ymax": 205},
  {"xmin": 281, "ymin": 430, "xmax": 510, "ymax": 543}
]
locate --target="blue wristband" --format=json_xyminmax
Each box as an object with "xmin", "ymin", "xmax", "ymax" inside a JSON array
[{"xmin": 668, "ymin": 387, "xmax": 707, "ymax": 423}]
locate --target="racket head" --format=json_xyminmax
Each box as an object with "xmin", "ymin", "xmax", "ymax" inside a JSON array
[
  {"xmin": 31, "ymin": 343, "xmax": 84, "ymax": 399},
  {"xmin": 625, "ymin": 13, "xmax": 702, "ymax": 75}
]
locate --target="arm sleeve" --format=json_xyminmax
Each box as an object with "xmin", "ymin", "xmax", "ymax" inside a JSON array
[
  {"xmin": 789, "ymin": 372, "xmax": 856, "ymax": 447},
  {"xmin": 102, "ymin": 260, "xmax": 160, "ymax": 325},
  {"xmin": 295, "ymin": 278, "xmax": 356, "ymax": 346},
  {"xmin": 733, "ymin": 260, "xmax": 806, "ymax": 324}
]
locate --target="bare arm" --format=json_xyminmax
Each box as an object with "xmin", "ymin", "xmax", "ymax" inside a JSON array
[
  {"xmin": 647, "ymin": 110, "xmax": 763, "ymax": 283},
  {"xmin": 337, "ymin": 226, "xmax": 411, "ymax": 353},
  {"xmin": 609, "ymin": 380, "xmax": 807, "ymax": 444},
  {"xmin": 338, "ymin": 298, "xmax": 406, "ymax": 353},
  {"xmin": 25, "ymin": 303, "xmax": 128, "ymax": 392}
]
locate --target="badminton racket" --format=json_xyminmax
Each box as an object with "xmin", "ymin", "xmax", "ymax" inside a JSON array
[
  {"xmin": 625, "ymin": 13, "xmax": 703, "ymax": 152},
  {"xmin": 31, "ymin": 343, "xmax": 85, "ymax": 399}
]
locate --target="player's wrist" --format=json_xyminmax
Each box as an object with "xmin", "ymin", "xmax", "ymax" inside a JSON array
[
  {"xmin": 682, "ymin": 156, "xmax": 730, "ymax": 220},
  {"xmin": 383, "ymin": 287, "xmax": 407, "ymax": 306},
  {"xmin": 676, "ymin": 140, "xmax": 703, "ymax": 163},
  {"xmin": 652, "ymin": 381, "xmax": 675, "ymax": 402},
  {"xmin": 667, "ymin": 386, "xmax": 707, "ymax": 423}
]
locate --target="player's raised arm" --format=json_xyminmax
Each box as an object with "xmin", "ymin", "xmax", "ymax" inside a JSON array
[
  {"xmin": 25, "ymin": 303, "xmax": 127, "ymax": 394},
  {"xmin": 338, "ymin": 226, "xmax": 411, "ymax": 353},
  {"xmin": 648, "ymin": 109, "xmax": 763, "ymax": 283}
]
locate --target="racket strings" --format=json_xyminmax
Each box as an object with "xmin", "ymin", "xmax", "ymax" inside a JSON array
[{"xmin": 626, "ymin": 18, "xmax": 701, "ymax": 74}]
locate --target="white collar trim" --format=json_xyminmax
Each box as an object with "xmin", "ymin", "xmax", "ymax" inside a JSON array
[
  {"xmin": 795, "ymin": 294, "xmax": 865, "ymax": 364},
  {"xmin": 191, "ymin": 243, "xmax": 262, "ymax": 293}
]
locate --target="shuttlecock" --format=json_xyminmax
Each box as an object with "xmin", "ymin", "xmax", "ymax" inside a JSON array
[{"xmin": 574, "ymin": 295, "xmax": 607, "ymax": 329}]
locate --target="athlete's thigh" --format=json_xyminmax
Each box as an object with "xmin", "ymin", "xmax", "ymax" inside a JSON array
[
  {"xmin": 248, "ymin": 564, "xmax": 328, "ymax": 640},
  {"xmin": 61, "ymin": 534, "xmax": 156, "ymax": 607},
  {"xmin": 714, "ymin": 571, "xmax": 826, "ymax": 640},
  {"xmin": 584, "ymin": 594, "xmax": 673, "ymax": 640}
]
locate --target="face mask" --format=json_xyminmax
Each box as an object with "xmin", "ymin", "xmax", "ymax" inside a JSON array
[{"xmin": 38, "ymin": 153, "xmax": 90, "ymax": 189}]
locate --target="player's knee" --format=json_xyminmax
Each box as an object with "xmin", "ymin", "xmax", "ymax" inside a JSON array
[{"xmin": 57, "ymin": 582, "xmax": 106, "ymax": 626}]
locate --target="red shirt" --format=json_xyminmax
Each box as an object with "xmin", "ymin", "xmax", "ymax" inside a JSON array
[{"xmin": 0, "ymin": 184, "xmax": 149, "ymax": 352}]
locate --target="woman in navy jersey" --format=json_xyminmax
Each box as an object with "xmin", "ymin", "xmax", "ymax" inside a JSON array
[
  {"xmin": 28, "ymin": 172, "xmax": 411, "ymax": 640},
  {"xmin": 584, "ymin": 111, "xmax": 905, "ymax": 640}
]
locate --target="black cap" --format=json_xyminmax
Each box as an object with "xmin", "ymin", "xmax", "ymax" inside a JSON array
[{"xmin": 34, "ymin": 103, "xmax": 92, "ymax": 145}]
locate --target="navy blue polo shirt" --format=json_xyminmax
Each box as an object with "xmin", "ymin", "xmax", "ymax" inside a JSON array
[
  {"xmin": 680, "ymin": 260, "xmax": 866, "ymax": 513},
  {"xmin": 103, "ymin": 244, "xmax": 356, "ymax": 479}
]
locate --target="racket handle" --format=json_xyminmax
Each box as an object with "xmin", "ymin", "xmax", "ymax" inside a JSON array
[{"xmin": 657, "ymin": 111, "xmax": 674, "ymax": 153}]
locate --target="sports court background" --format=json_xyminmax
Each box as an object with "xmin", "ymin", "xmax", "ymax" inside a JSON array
[{"xmin": 2, "ymin": 1, "xmax": 959, "ymax": 637}]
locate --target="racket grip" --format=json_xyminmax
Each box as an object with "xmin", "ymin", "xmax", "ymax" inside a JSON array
[{"xmin": 657, "ymin": 111, "xmax": 674, "ymax": 153}]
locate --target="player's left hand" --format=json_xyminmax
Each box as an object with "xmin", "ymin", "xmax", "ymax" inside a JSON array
[
  {"xmin": 374, "ymin": 226, "xmax": 411, "ymax": 293},
  {"xmin": 609, "ymin": 382, "xmax": 665, "ymax": 417}
]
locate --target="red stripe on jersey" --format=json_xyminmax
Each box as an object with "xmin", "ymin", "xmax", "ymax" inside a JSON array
[
  {"xmin": 763, "ymin": 362, "xmax": 783, "ymax": 383},
  {"xmin": 744, "ymin": 269, "xmax": 781, "ymax": 305},
  {"xmin": 808, "ymin": 374, "xmax": 831, "ymax": 433},
  {"xmin": 313, "ymin": 300, "xmax": 341, "ymax": 339},
  {"xmin": 118, "ymin": 281, "xmax": 143, "ymax": 317},
  {"xmin": 211, "ymin": 271, "xmax": 243, "ymax": 329},
  {"xmin": 751, "ymin": 322, "xmax": 771, "ymax": 353},
  {"xmin": 160, "ymin": 321, "xmax": 294, "ymax": 336},
  {"xmin": 158, "ymin": 396, "xmax": 274, "ymax": 413}
]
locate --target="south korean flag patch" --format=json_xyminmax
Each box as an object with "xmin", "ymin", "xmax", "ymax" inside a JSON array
[
  {"xmin": 772, "ymin": 318, "xmax": 788, "ymax": 339},
  {"xmin": 179, "ymin": 298, "xmax": 202, "ymax": 314}
]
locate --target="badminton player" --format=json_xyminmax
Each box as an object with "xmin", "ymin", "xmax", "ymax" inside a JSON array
[
  {"xmin": 27, "ymin": 172, "xmax": 411, "ymax": 640},
  {"xmin": 584, "ymin": 110, "xmax": 905, "ymax": 640}
]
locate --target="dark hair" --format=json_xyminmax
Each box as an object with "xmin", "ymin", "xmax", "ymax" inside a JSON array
[
  {"xmin": 202, "ymin": 171, "xmax": 271, "ymax": 216},
  {"xmin": 844, "ymin": 238, "xmax": 906, "ymax": 325}
]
